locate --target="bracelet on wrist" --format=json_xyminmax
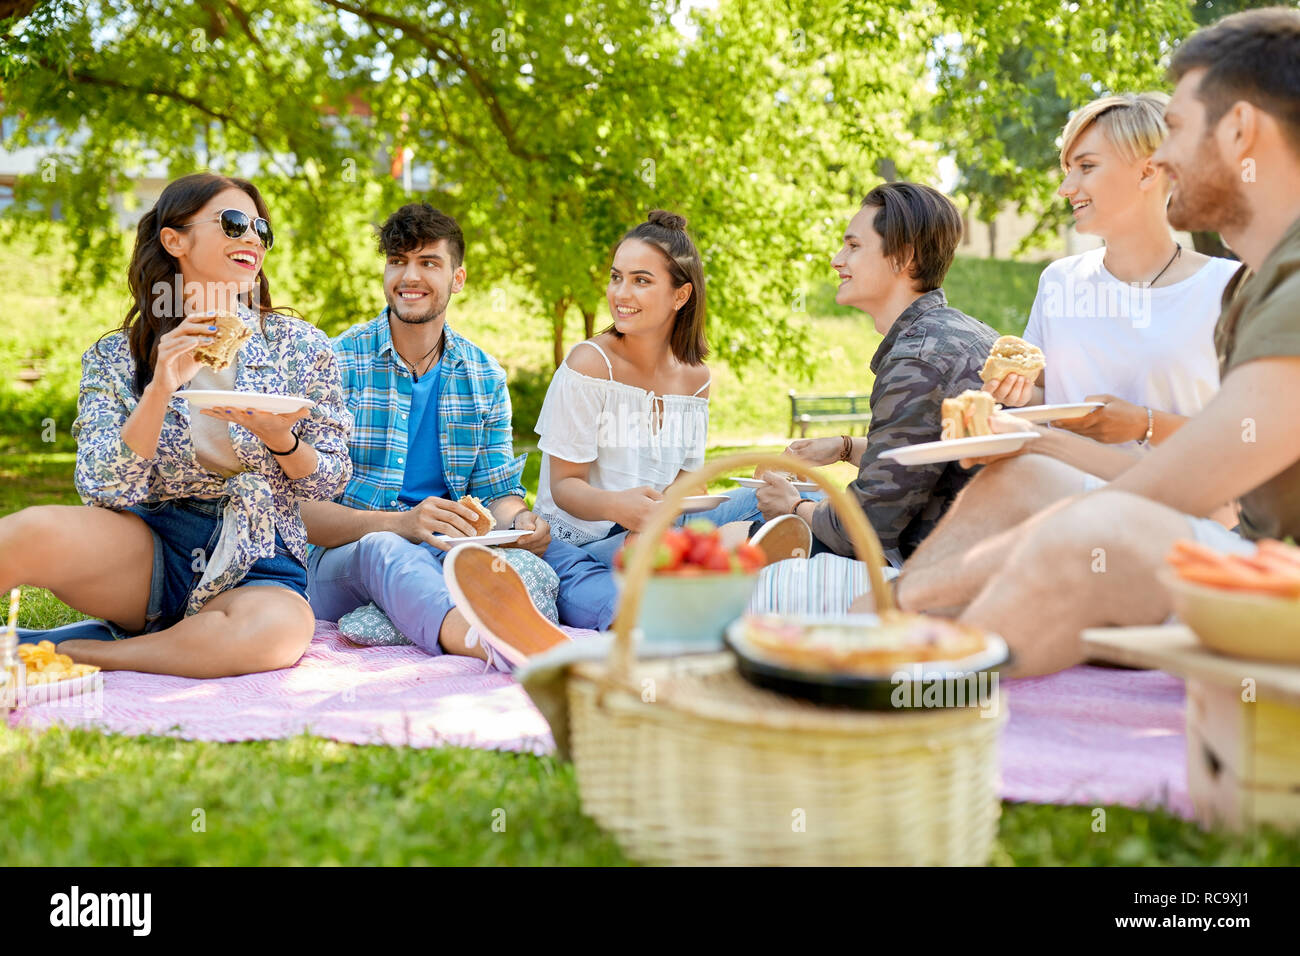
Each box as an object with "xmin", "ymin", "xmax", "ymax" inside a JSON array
[
  {"xmin": 267, "ymin": 431, "xmax": 301, "ymax": 457},
  {"xmin": 1139, "ymin": 407, "xmax": 1155, "ymax": 446},
  {"xmin": 839, "ymin": 434, "xmax": 853, "ymax": 463}
]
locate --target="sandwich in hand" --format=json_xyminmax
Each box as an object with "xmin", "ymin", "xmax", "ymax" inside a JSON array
[
  {"xmin": 191, "ymin": 310, "xmax": 252, "ymax": 372},
  {"xmin": 458, "ymin": 495, "xmax": 497, "ymax": 536},
  {"xmin": 979, "ymin": 335, "xmax": 1045, "ymax": 385},
  {"xmin": 941, "ymin": 389, "xmax": 995, "ymax": 440}
]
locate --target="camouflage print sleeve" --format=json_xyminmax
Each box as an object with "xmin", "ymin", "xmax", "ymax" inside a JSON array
[{"xmin": 809, "ymin": 357, "xmax": 949, "ymax": 556}]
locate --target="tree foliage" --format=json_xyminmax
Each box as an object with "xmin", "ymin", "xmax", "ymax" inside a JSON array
[
  {"xmin": 923, "ymin": 0, "xmax": 1197, "ymax": 254},
  {"xmin": 0, "ymin": 0, "xmax": 1236, "ymax": 374}
]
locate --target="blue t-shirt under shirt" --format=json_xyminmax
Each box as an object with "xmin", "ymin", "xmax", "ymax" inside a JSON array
[{"xmin": 398, "ymin": 357, "xmax": 449, "ymax": 506}]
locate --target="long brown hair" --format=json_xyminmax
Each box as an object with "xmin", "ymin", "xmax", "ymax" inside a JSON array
[
  {"xmin": 604, "ymin": 209, "xmax": 708, "ymax": 364},
  {"xmin": 106, "ymin": 172, "xmax": 288, "ymax": 396}
]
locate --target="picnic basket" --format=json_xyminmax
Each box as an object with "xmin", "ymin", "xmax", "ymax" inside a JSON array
[{"xmin": 564, "ymin": 453, "xmax": 1007, "ymax": 866}]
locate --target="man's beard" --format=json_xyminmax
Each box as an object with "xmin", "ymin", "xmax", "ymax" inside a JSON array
[
  {"xmin": 1166, "ymin": 134, "xmax": 1251, "ymax": 235},
  {"xmin": 389, "ymin": 286, "xmax": 450, "ymax": 325}
]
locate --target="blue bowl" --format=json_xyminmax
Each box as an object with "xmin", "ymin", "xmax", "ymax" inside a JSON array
[{"xmin": 615, "ymin": 571, "xmax": 759, "ymax": 654}]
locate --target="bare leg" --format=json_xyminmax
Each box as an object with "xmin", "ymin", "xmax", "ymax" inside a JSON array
[
  {"xmin": 898, "ymin": 497, "xmax": 1083, "ymax": 614},
  {"xmin": 719, "ymin": 521, "xmax": 752, "ymax": 550},
  {"xmin": 897, "ymin": 456, "xmax": 1091, "ymax": 613},
  {"xmin": 959, "ymin": 490, "xmax": 1190, "ymax": 676},
  {"xmin": 903, "ymin": 456, "xmax": 1091, "ymax": 574},
  {"xmin": 0, "ymin": 504, "xmax": 153, "ymax": 629},
  {"xmin": 58, "ymin": 583, "xmax": 317, "ymax": 678},
  {"xmin": 438, "ymin": 608, "xmax": 488, "ymax": 661}
]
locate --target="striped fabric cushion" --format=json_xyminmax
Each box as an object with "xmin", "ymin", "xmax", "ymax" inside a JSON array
[{"xmin": 746, "ymin": 554, "xmax": 901, "ymax": 617}]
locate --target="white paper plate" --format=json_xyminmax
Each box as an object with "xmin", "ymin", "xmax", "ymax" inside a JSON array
[
  {"xmin": 1001, "ymin": 402, "xmax": 1104, "ymax": 424},
  {"xmin": 879, "ymin": 431, "xmax": 1040, "ymax": 466},
  {"xmin": 680, "ymin": 494, "xmax": 731, "ymax": 514},
  {"xmin": 181, "ymin": 390, "xmax": 316, "ymax": 414},
  {"xmin": 731, "ymin": 476, "xmax": 820, "ymax": 492},
  {"xmin": 432, "ymin": 529, "xmax": 531, "ymax": 547},
  {"xmin": 17, "ymin": 669, "xmax": 104, "ymax": 703}
]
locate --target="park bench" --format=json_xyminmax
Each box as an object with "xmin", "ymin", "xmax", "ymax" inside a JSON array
[{"xmin": 788, "ymin": 390, "xmax": 872, "ymax": 438}]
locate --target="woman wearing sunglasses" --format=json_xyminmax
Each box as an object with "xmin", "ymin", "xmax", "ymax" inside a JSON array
[{"xmin": 1, "ymin": 172, "xmax": 352, "ymax": 677}]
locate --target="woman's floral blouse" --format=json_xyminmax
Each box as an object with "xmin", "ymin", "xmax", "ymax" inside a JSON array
[{"xmin": 72, "ymin": 304, "xmax": 353, "ymax": 616}]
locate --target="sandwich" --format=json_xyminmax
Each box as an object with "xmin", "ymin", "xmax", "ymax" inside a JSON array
[
  {"xmin": 941, "ymin": 389, "xmax": 995, "ymax": 440},
  {"xmin": 458, "ymin": 495, "xmax": 497, "ymax": 536},
  {"xmin": 740, "ymin": 613, "xmax": 990, "ymax": 676},
  {"xmin": 979, "ymin": 335, "xmax": 1045, "ymax": 385},
  {"xmin": 191, "ymin": 310, "xmax": 252, "ymax": 372}
]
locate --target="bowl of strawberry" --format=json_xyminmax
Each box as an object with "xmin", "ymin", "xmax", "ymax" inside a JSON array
[{"xmin": 613, "ymin": 519, "xmax": 765, "ymax": 653}]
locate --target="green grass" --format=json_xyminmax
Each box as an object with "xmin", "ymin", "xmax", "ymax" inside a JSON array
[
  {"xmin": 0, "ymin": 725, "xmax": 628, "ymax": 866},
  {"xmin": 3, "ymin": 718, "xmax": 1299, "ymax": 865}
]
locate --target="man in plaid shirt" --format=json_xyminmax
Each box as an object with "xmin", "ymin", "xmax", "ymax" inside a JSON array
[{"xmin": 302, "ymin": 204, "xmax": 616, "ymax": 666}]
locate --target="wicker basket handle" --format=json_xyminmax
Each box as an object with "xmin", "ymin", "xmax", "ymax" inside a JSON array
[{"xmin": 610, "ymin": 452, "xmax": 894, "ymax": 680}]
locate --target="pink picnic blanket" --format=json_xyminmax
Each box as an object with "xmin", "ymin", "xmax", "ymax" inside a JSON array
[{"xmin": 8, "ymin": 621, "xmax": 1190, "ymax": 815}]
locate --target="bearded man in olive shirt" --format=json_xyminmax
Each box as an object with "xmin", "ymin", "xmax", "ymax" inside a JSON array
[{"xmin": 895, "ymin": 8, "xmax": 1300, "ymax": 675}]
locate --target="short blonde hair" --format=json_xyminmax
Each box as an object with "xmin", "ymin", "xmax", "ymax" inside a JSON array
[{"xmin": 1058, "ymin": 92, "xmax": 1171, "ymax": 172}]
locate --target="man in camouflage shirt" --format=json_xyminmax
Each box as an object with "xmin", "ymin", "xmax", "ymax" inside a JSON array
[{"xmin": 755, "ymin": 183, "xmax": 999, "ymax": 564}]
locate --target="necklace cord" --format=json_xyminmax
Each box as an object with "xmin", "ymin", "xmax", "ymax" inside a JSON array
[{"xmin": 1144, "ymin": 243, "xmax": 1182, "ymax": 288}]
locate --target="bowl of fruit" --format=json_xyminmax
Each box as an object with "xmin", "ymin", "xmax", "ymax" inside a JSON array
[{"xmin": 614, "ymin": 519, "xmax": 765, "ymax": 654}]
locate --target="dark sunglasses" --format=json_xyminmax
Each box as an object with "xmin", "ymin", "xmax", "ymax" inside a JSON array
[{"xmin": 177, "ymin": 208, "xmax": 274, "ymax": 250}]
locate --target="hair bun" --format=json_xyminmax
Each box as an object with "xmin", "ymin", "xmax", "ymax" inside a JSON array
[{"xmin": 646, "ymin": 209, "xmax": 687, "ymax": 231}]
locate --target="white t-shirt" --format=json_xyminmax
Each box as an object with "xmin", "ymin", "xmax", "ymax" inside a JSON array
[
  {"xmin": 533, "ymin": 342, "xmax": 709, "ymax": 545},
  {"xmin": 1022, "ymin": 248, "xmax": 1239, "ymax": 418}
]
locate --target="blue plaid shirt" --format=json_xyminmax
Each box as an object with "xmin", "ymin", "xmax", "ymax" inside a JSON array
[{"xmin": 330, "ymin": 310, "xmax": 527, "ymax": 513}]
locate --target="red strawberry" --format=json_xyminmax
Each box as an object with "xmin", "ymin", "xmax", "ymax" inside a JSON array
[
  {"xmin": 687, "ymin": 537, "xmax": 717, "ymax": 567},
  {"xmin": 703, "ymin": 548, "xmax": 734, "ymax": 572},
  {"xmin": 734, "ymin": 542, "xmax": 765, "ymax": 573},
  {"xmin": 652, "ymin": 541, "xmax": 682, "ymax": 572},
  {"xmin": 662, "ymin": 529, "xmax": 692, "ymax": 562}
]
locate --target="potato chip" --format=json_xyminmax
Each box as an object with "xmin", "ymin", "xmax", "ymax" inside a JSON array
[
  {"xmin": 39, "ymin": 661, "xmax": 67, "ymax": 673},
  {"xmin": 36, "ymin": 640, "xmax": 55, "ymax": 653},
  {"xmin": 55, "ymin": 653, "xmax": 73, "ymax": 667}
]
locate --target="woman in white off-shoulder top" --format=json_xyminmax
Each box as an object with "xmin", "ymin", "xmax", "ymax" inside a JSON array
[{"xmin": 533, "ymin": 209, "xmax": 761, "ymax": 566}]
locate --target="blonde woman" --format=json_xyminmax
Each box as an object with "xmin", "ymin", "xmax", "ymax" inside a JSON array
[{"xmin": 988, "ymin": 93, "xmax": 1239, "ymax": 448}]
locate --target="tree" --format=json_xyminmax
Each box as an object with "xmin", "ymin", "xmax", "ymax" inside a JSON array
[
  {"xmin": 2, "ymin": 0, "xmax": 927, "ymax": 379},
  {"xmin": 922, "ymin": 0, "xmax": 1198, "ymax": 254}
]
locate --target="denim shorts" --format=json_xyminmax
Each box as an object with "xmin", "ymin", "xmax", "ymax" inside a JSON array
[{"xmin": 112, "ymin": 496, "xmax": 308, "ymax": 638}]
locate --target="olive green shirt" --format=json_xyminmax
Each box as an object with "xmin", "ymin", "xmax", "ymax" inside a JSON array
[{"xmin": 1214, "ymin": 213, "xmax": 1300, "ymax": 541}]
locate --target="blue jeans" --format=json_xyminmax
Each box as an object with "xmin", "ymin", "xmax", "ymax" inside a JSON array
[
  {"xmin": 122, "ymin": 497, "xmax": 308, "ymax": 638},
  {"xmin": 307, "ymin": 533, "xmax": 618, "ymax": 656},
  {"xmin": 578, "ymin": 487, "xmax": 822, "ymax": 566},
  {"xmin": 18, "ymin": 496, "xmax": 308, "ymax": 644}
]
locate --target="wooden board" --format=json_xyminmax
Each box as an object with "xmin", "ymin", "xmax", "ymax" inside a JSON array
[{"xmin": 1081, "ymin": 626, "xmax": 1300, "ymax": 707}]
